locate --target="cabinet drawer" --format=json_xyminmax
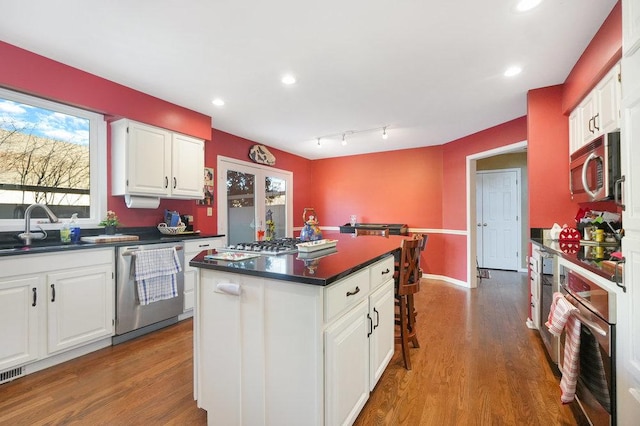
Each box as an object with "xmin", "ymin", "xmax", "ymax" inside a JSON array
[
  {"xmin": 184, "ymin": 238, "xmax": 224, "ymax": 254},
  {"xmin": 370, "ymin": 256, "xmax": 395, "ymax": 290},
  {"xmin": 325, "ymin": 268, "xmax": 369, "ymax": 323}
]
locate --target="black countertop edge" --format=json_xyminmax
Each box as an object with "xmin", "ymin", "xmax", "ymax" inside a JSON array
[
  {"xmin": 530, "ymin": 238, "xmax": 619, "ymax": 282},
  {"xmin": 189, "ymin": 247, "xmax": 399, "ymax": 287},
  {"xmin": 0, "ymin": 227, "xmax": 225, "ymax": 257}
]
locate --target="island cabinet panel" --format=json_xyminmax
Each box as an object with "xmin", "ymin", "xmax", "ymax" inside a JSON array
[
  {"xmin": 195, "ymin": 253, "xmax": 396, "ymax": 426},
  {"xmin": 198, "ymin": 271, "xmax": 324, "ymax": 426}
]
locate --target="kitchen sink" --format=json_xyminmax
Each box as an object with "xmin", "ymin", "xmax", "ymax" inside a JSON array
[{"xmin": 0, "ymin": 240, "xmax": 91, "ymax": 254}]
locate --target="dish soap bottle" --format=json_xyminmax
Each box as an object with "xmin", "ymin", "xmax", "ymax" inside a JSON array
[
  {"xmin": 70, "ymin": 213, "xmax": 81, "ymax": 243},
  {"xmin": 60, "ymin": 221, "xmax": 71, "ymax": 243}
]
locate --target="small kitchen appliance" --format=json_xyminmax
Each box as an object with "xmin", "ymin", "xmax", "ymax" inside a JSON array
[{"xmin": 570, "ymin": 131, "xmax": 622, "ymax": 203}]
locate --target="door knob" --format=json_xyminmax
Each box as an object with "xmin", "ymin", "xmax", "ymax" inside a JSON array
[
  {"xmin": 477, "ymin": 223, "xmax": 481, "ymax": 227},
  {"xmin": 483, "ymin": 223, "xmax": 488, "ymax": 226}
]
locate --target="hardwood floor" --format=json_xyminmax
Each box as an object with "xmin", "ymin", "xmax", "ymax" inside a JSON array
[{"xmin": 0, "ymin": 271, "xmax": 578, "ymax": 425}]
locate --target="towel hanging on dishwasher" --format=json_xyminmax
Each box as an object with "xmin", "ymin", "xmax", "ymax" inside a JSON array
[{"xmin": 133, "ymin": 247, "xmax": 182, "ymax": 305}]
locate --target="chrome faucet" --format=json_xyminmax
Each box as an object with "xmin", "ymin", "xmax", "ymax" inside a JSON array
[{"xmin": 18, "ymin": 203, "xmax": 59, "ymax": 245}]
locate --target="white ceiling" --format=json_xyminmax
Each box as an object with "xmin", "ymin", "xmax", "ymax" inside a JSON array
[{"xmin": 0, "ymin": 0, "xmax": 617, "ymax": 160}]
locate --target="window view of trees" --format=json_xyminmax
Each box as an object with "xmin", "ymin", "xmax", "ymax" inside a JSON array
[{"xmin": 0, "ymin": 95, "xmax": 91, "ymax": 220}]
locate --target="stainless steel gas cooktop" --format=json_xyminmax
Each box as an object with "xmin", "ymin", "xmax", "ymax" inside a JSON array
[{"xmin": 218, "ymin": 238, "xmax": 301, "ymax": 255}]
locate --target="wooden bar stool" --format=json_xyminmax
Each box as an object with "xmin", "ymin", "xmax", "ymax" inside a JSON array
[{"xmin": 395, "ymin": 236, "xmax": 423, "ymax": 370}]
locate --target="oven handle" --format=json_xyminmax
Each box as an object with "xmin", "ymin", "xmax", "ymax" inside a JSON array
[
  {"xmin": 121, "ymin": 246, "xmax": 184, "ymax": 257},
  {"xmin": 564, "ymin": 295, "xmax": 607, "ymax": 337}
]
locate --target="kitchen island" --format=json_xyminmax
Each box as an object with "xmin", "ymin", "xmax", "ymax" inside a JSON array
[{"xmin": 190, "ymin": 233, "xmax": 407, "ymax": 426}]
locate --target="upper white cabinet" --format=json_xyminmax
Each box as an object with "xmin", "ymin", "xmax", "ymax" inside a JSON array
[
  {"xmin": 111, "ymin": 119, "xmax": 204, "ymax": 200},
  {"xmin": 623, "ymin": 0, "xmax": 640, "ymax": 57},
  {"xmin": 570, "ymin": 63, "xmax": 621, "ymax": 154}
]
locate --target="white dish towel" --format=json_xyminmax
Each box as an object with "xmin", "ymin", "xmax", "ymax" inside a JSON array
[{"xmin": 134, "ymin": 247, "xmax": 182, "ymax": 305}]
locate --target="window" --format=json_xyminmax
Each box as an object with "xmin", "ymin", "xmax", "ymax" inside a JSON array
[{"xmin": 0, "ymin": 88, "xmax": 106, "ymax": 231}]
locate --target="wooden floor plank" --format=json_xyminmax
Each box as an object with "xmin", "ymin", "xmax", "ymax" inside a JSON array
[{"xmin": 0, "ymin": 270, "xmax": 578, "ymax": 425}]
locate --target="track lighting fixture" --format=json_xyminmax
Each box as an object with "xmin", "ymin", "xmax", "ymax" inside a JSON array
[{"xmin": 312, "ymin": 126, "xmax": 390, "ymax": 147}]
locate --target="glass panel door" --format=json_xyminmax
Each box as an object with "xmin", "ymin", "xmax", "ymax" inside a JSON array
[
  {"xmin": 265, "ymin": 175, "xmax": 286, "ymax": 241},
  {"xmin": 226, "ymin": 169, "xmax": 256, "ymax": 245},
  {"xmin": 218, "ymin": 157, "xmax": 293, "ymax": 246}
]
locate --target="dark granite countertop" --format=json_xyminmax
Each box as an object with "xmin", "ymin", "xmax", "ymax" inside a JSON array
[
  {"xmin": 189, "ymin": 232, "xmax": 406, "ymax": 286},
  {"xmin": 531, "ymin": 237, "xmax": 622, "ymax": 282},
  {"xmin": 0, "ymin": 226, "xmax": 225, "ymax": 257}
]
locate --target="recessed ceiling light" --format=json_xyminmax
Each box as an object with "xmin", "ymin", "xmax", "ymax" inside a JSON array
[
  {"xmin": 516, "ymin": 0, "xmax": 542, "ymax": 12},
  {"xmin": 212, "ymin": 98, "xmax": 225, "ymax": 107},
  {"xmin": 282, "ymin": 74, "xmax": 296, "ymax": 85},
  {"xmin": 504, "ymin": 66, "xmax": 522, "ymax": 77}
]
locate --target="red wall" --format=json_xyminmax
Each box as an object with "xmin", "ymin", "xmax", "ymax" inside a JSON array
[
  {"xmin": 527, "ymin": 86, "xmax": 575, "ymax": 228},
  {"xmin": 192, "ymin": 129, "xmax": 314, "ymax": 234},
  {"xmin": 562, "ymin": 1, "xmax": 622, "ymax": 113},
  {"xmin": 440, "ymin": 117, "xmax": 528, "ymax": 281},
  {"xmin": 0, "ymin": 41, "xmax": 214, "ymax": 230}
]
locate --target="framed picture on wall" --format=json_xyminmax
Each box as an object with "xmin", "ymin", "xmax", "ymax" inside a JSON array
[{"xmin": 198, "ymin": 167, "xmax": 214, "ymax": 205}]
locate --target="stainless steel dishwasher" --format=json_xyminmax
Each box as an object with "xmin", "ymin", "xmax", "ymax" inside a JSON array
[{"xmin": 113, "ymin": 241, "xmax": 185, "ymax": 344}]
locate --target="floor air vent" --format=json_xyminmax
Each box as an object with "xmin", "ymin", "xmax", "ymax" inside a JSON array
[{"xmin": 1, "ymin": 366, "xmax": 25, "ymax": 384}]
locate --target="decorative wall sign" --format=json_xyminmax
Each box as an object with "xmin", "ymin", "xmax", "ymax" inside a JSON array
[
  {"xmin": 249, "ymin": 144, "xmax": 276, "ymax": 166},
  {"xmin": 198, "ymin": 167, "xmax": 214, "ymax": 205}
]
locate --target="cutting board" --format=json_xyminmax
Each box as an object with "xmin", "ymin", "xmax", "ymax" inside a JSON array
[{"xmin": 81, "ymin": 234, "xmax": 140, "ymax": 243}]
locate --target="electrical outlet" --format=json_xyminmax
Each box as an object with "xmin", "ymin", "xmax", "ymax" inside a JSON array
[{"xmin": 207, "ymin": 207, "xmax": 212, "ymax": 216}]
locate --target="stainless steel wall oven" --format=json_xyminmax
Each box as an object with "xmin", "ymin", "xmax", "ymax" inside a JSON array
[{"xmin": 559, "ymin": 264, "xmax": 616, "ymax": 426}]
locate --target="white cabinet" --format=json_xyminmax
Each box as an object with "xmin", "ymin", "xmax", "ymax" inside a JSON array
[
  {"xmin": 529, "ymin": 247, "xmax": 541, "ymax": 328},
  {"xmin": 182, "ymin": 237, "xmax": 224, "ymax": 314},
  {"xmin": 325, "ymin": 299, "xmax": 370, "ymax": 426},
  {"xmin": 196, "ymin": 254, "xmax": 395, "ymax": 426},
  {"xmin": 570, "ymin": 64, "xmax": 621, "ymax": 154},
  {"xmin": 623, "ymin": 0, "xmax": 640, "ymax": 57},
  {"xmin": 0, "ymin": 249, "xmax": 114, "ymax": 377},
  {"xmin": 0, "ymin": 276, "xmax": 41, "ymax": 372},
  {"xmin": 111, "ymin": 119, "xmax": 204, "ymax": 200},
  {"xmin": 46, "ymin": 264, "xmax": 113, "ymax": 354},
  {"xmin": 198, "ymin": 271, "xmax": 324, "ymax": 425},
  {"xmin": 617, "ymin": 3, "xmax": 640, "ymax": 421}
]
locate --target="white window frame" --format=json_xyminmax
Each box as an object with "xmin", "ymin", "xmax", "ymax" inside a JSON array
[{"xmin": 0, "ymin": 87, "xmax": 107, "ymax": 232}]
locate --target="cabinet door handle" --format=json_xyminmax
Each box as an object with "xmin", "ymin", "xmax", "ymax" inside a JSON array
[
  {"xmin": 381, "ymin": 268, "xmax": 390, "ymax": 276},
  {"xmin": 346, "ymin": 286, "xmax": 360, "ymax": 297},
  {"xmin": 173, "ymin": 177, "xmax": 177, "ymax": 189},
  {"xmin": 164, "ymin": 176, "xmax": 169, "ymax": 189},
  {"xmin": 588, "ymin": 116, "xmax": 594, "ymax": 133},
  {"xmin": 32, "ymin": 287, "xmax": 37, "ymax": 307},
  {"xmin": 373, "ymin": 307, "xmax": 380, "ymax": 329},
  {"xmin": 51, "ymin": 284, "xmax": 56, "ymax": 302},
  {"xmin": 367, "ymin": 313, "xmax": 373, "ymax": 338},
  {"xmin": 593, "ymin": 113, "xmax": 600, "ymax": 131}
]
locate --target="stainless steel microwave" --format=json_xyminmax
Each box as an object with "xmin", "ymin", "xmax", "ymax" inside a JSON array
[{"xmin": 570, "ymin": 131, "xmax": 622, "ymax": 203}]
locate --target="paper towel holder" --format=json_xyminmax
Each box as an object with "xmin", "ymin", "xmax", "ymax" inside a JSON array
[{"xmin": 124, "ymin": 194, "xmax": 161, "ymax": 209}]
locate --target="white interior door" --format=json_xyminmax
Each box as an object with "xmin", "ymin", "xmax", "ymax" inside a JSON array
[{"xmin": 476, "ymin": 170, "xmax": 520, "ymax": 270}]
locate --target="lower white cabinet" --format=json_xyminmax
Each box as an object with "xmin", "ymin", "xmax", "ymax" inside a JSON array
[
  {"xmin": 196, "ymin": 255, "xmax": 395, "ymax": 425},
  {"xmin": 46, "ymin": 265, "xmax": 113, "ymax": 354},
  {"xmin": 0, "ymin": 276, "xmax": 41, "ymax": 372},
  {"xmin": 183, "ymin": 237, "xmax": 224, "ymax": 314},
  {"xmin": 0, "ymin": 248, "xmax": 114, "ymax": 377}
]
